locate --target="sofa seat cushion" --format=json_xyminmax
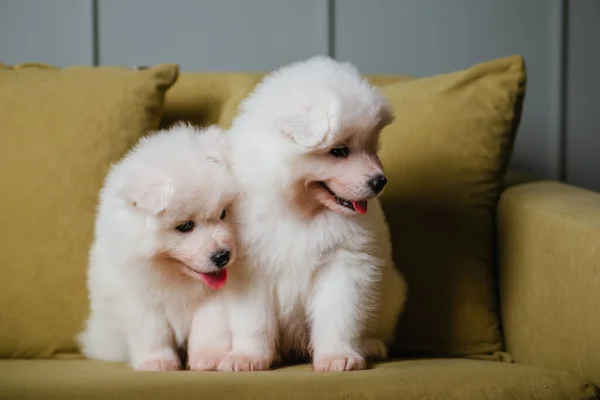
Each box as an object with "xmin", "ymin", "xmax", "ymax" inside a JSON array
[{"xmin": 0, "ymin": 359, "xmax": 597, "ymax": 400}]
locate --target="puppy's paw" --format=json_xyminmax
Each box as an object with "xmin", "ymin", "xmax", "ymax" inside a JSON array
[
  {"xmin": 136, "ymin": 358, "xmax": 181, "ymax": 371},
  {"xmin": 188, "ymin": 349, "xmax": 228, "ymax": 371},
  {"xmin": 218, "ymin": 353, "xmax": 272, "ymax": 372},
  {"xmin": 361, "ymin": 338, "xmax": 388, "ymax": 361},
  {"xmin": 313, "ymin": 353, "xmax": 366, "ymax": 372}
]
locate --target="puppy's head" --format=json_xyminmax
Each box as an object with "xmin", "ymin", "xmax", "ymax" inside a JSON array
[
  {"xmin": 118, "ymin": 124, "xmax": 237, "ymax": 289},
  {"xmin": 238, "ymin": 56, "xmax": 394, "ymax": 216}
]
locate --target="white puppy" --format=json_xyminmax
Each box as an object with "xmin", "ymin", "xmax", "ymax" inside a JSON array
[
  {"xmin": 217, "ymin": 56, "xmax": 408, "ymax": 372},
  {"xmin": 78, "ymin": 124, "xmax": 237, "ymax": 371}
]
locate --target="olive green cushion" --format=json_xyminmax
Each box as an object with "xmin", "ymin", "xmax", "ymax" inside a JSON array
[
  {"xmin": 161, "ymin": 72, "xmax": 264, "ymax": 130},
  {"xmin": 0, "ymin": 359, "xmax": 596, "ymax": 400},
  {"xmin": 378, "ymin": 55, "xmax": 526, "ymax": 356},
  {"xmin": 0, "ymin": 63, "xmax": 179, "ymax": 358}
]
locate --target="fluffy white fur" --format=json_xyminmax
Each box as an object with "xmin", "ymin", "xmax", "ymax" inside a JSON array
[
  {"xmin": 78, "ymin": 124, "xmax": 238, "ymax": 371},
  {"xmin": 216, "ymin": 56, "xmax": 408, "ymax": 372}
]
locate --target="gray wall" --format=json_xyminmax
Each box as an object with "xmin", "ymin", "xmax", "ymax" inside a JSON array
[
  {"xmin": 566, "ymin": 1, "xmax": 600, "ymax": 190},
  {"xmin": 1, "ymin": 0, "xmax": 599, "ymax": 190}
]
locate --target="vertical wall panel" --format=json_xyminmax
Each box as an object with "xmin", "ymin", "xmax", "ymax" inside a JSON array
[
  {"xmin": 0, "ymin": 0, "xmax": 94, "ymax": 66},
  {"xmin": 335, "ymin": 0, "xmax": 563, "ymax": 179},
  {"xmin": 565, "ymin": 0, "xmax": 600, "ymax": 191},
  {"xmin": 97, "ymin": 0, "xmax": 329, "ymax": 72}
]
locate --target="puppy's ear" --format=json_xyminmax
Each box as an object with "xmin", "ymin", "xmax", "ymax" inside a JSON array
[
  {"xmin": 380, "ymin": 104, "xmax": 395, "ymax": 128},
  {"xmin": 122, "ymin": 166, "xmax": 173, "ymax": 215},
  {"xmin": 376, "ymin": 96, "xmax": 395, "ymax": 131},
  {"xmin": 199, "ymin": 125, "xmax": 231, "ymax": 168},
  {"xmin": 280, "ymin": 100, "xmax": 339, "ymax": 149}
]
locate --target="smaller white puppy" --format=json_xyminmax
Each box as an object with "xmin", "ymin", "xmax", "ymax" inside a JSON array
[{"xmin": 78, "ymin": 123, "xmax": 237, "ymax": 371}]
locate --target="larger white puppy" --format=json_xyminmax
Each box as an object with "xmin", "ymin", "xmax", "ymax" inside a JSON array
[
  {"xmin": 219, "ymin": 56, "xmax": 408, "ymax": 372},
  {"xmin": 78, "ymin": 124, "xmax": 237, "ymax": 371}
]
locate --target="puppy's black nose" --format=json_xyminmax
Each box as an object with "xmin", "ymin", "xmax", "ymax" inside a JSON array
[
  {"xmin": 210, "ymin": 249, "xmax": 231, "ymax": 269},
  {"xmin": 368, "ymin": 174, "xmax": 387, "ymax": 195}
]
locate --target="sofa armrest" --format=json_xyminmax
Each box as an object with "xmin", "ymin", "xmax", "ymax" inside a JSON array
[{"xmin": 497, "ymin": 181, "xmax": 600, "ymax": 386}]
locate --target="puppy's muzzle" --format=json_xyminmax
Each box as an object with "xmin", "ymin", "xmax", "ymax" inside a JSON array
[
  {"xmin": 368, "ymin": 174, "xmax": 387, "ymax": 195},
  {"xmin": 210, "ymin": 248, "xmax": 231, "ymax": 269}
]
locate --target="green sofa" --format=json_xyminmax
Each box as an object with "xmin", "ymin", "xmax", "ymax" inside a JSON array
[{"xmin": 0, "ymin": 57, "xmax": 598, "ymax": 399}]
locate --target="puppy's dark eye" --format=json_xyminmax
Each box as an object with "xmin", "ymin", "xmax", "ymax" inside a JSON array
[
  {"xmin": 330, "ymin": 145, "xmax": 350, "ymax": 158},
  {"xmin": 175, "ymin": 220, "xmax": 195, "ymax": 233},
  {"xmin": 220, "ymin": 209, "xmax": 226, "ymax": 220}
]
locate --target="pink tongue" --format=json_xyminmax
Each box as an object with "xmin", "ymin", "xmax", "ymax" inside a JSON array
[
  {"xmin": 200, "ymin": 269, "xmax": 227, "ymax": 290},
  {"xmin": 353, "ymin": 200, "xmax": 368, "ymax": 214}
]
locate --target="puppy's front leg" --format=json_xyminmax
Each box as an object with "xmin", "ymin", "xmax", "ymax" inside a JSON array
[
  {"xmin": 218, "ymin": 278, "xmax": 277, "ymax": 372},
  {"xmin": 126, "ymin": 307, "xmax": 180, "ymax": 371},
  {"xmin": 188, "ymin": 296, "xmax": 231, "ymax": 371},
  {"xmin": 309, "ymin": 250, "xmax": 379, "ymax": 372}
]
